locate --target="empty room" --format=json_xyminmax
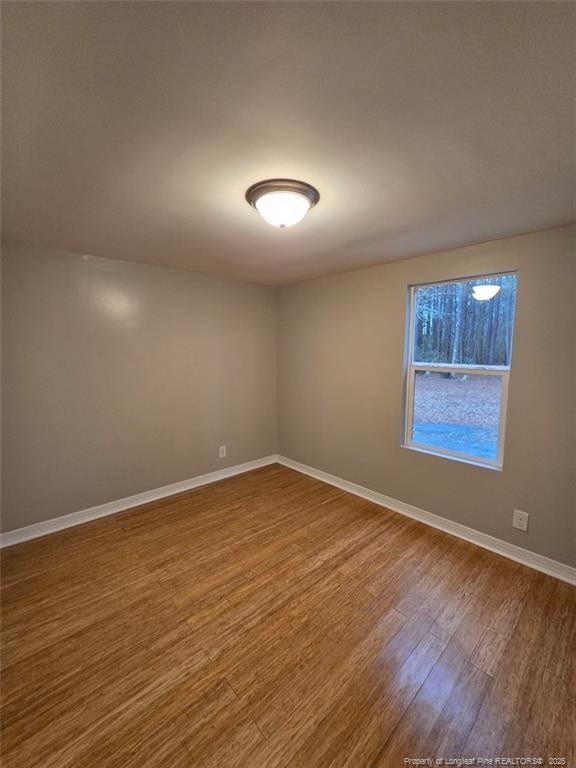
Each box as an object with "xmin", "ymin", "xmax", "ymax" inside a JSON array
[{"xmin": 1, "ymin": 2, "xmax": 575, "ymax": 766}]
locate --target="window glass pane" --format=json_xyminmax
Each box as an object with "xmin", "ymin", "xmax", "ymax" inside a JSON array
[
  {"xmin": 413, "ymin": 274, "xmax": 517, "ymax": 366},
  {"xmin": 412, "ymin": 372, "xmax": 502, "ymax": 461}
]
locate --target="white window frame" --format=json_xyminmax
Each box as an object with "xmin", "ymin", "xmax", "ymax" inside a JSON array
[{"xmin": 403, "ymin": 273, "xmax": 516, "ymax": 470}]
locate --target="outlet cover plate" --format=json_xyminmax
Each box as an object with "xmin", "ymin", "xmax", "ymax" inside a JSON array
[{"xmin": 513, "ymin": 509, "xmax": 529, "ymax": 532}]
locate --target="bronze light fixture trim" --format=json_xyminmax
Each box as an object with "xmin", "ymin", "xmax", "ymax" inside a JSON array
[{"xmin": 245, "ymin": 178, "xmax": 320, "ymax": 228}]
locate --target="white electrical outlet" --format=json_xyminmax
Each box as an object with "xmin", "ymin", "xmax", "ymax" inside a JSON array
[
  {"xmin": 513, "ymin": 509, "xmax": 529, "ymax": 532},
  {"xmin": 219, "ymin": 445, "xmax": 227, "ymax": 459}
]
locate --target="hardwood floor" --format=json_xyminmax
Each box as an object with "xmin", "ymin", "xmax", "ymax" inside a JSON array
[{"xmin": 2, "ymin": 463, "xmax": 575, "ymax": 767}]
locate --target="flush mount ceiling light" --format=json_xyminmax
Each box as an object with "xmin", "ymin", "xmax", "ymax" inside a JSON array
[
  {"xmin": 245, "ymin": 178, "xmax": 320, "ymax": 228},
  {"xmin": 472, "ymin": 285, "xmax": 501, "ymax": 301}
]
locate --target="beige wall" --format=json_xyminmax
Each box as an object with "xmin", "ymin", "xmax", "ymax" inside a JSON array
[
  {"xmin": 1, "ymin": 242, "xmax": 277, "ymax": 531},
  {"xmin": 3, "ymin": 228, "xmax": 575, "ymax": 566},
  {"xmin": 278, "ymin": 226, "xmax": 576, "ymax": 567}
]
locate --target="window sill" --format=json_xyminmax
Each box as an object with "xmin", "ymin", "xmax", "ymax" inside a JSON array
[{"xmin": 401, "ymin": 442, "xmax": 503, "ymax": 472}]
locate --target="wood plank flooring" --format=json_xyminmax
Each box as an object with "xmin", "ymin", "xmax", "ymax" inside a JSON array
[{"xmin": 2, "ymin": 463, "xmax": 575, "ymax": 767}]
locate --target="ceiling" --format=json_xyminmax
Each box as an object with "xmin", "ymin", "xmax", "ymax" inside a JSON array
[{"xmin": 2, "ymin": 2, "xmax": 575, "ymax": 285}]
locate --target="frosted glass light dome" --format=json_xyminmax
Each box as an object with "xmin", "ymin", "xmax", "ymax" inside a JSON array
[
  {"xmin": 246, "ymin": 179, "xmax": 320, "ymax": 228},
  {"xmin": 472, "ymin": 284, "xmax": 501, "ymax": 301},
  {"xmin": 255, "ymin": 190, "xmax": 311, "ymax": 228}
]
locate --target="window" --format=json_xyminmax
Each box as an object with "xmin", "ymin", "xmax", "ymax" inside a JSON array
[{"xmin": 403, "ymin": 273, "xmax": 517, "ymax": 468}]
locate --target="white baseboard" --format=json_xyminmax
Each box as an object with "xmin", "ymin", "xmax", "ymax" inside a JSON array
[
  {"xmin": 0, "ymin": 455, "xmax": 279, "ymax": 549},
  {"xmin": 277, "ymin": 455, "xmax": 576, "ymax": 586},
  {"xmin": 3, "ymin": 453, "xmax": 574, "ymax": 586}
]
